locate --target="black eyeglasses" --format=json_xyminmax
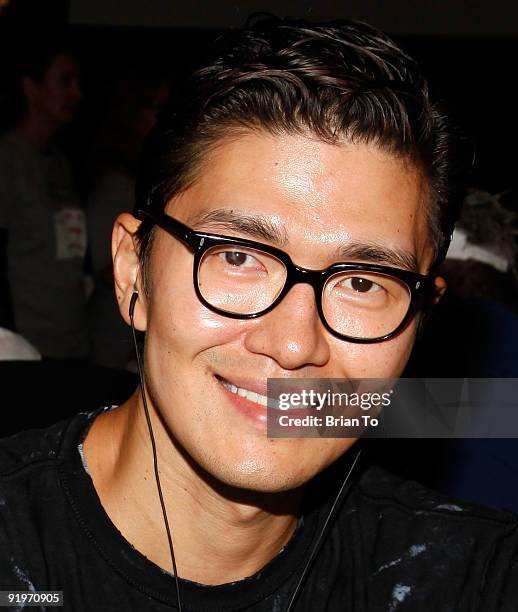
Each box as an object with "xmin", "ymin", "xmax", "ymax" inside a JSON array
[{"xmin": 136, "ymin": 209, "xmax": 435, "ymax": 344}]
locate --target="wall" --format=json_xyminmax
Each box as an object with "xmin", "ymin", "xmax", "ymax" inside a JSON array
[{"xmin": 70, "ymin": 0, "xmax": 518, "ymax": 36}]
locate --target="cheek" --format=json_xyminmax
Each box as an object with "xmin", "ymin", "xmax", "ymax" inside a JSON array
[
  {"xmin": 146, "ymin": 242, "xmax": 246, "ymax": 363},
  {"xmin": 149, "ymin": 301, "xmax": 245, "ymax": 363},
  {"xmin": 331, "ymin": 321, "xmax": 417, "ymax": 378}
]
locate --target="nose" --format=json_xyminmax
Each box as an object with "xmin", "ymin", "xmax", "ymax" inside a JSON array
[{"xmin": 244, "ymin": 283, "xmax": 331, "ymax": 369}]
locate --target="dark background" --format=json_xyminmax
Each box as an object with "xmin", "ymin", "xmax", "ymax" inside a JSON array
[{"xmin": 1, "ymin": 0, "xmax": 518, "ymax": 195}]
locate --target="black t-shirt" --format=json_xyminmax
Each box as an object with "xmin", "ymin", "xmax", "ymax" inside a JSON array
[{"xmin": 0, "ymin": 406, "xmax": 517, "ymax": 611}]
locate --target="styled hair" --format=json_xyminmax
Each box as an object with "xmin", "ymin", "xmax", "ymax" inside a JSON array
[{"xmin": 135, "ymin": 15, "xmax": 466, "ymax": 279}]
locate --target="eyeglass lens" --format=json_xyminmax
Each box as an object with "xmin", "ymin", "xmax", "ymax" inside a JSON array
[{"xmin": 197, "ymin": 244, "xmax": 411, "ymax": 339}]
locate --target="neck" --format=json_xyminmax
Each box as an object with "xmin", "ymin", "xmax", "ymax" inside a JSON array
[
  {"xmin": 84, "ymin": 396, "xmax": 304, "ymax": 585},
  {"xmin": 19, "ymin": 111, "xmax": 58, "ymax": 151}
]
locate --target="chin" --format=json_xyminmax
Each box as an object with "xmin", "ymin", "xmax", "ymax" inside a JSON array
[
  {"xmin": 200, "ymin": 442, "xmax": 352, "ymax": 495},
  {"xmin": 215, "ymin": 465, "xmax": 311, "ymax": 494}
]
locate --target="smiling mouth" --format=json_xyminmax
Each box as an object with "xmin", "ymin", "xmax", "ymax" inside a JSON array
[
  {"xmin": 215, "ymin": 375, "xmax": 275, "ymax": 408},
  {"xmin": 217, "ymin": 377, "xmax": 269, "ymax": 407}
]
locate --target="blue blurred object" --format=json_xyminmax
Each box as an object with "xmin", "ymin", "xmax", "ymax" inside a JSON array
[{"xmin": 410, "ymin": 297, "xmax": 518, "ymax": 512}]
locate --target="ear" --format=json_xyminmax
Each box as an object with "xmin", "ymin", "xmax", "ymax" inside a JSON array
[
  {"xmin": 112, "ymin": 213, "xmax": 147, "ymax": 331},
  {"xmin": 433, "ymin": 275, "xmax": 447, "ymax": 304}
]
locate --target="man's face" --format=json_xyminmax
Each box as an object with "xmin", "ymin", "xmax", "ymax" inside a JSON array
[
  {"xmin": 26, "ymin": 53, "xmax": 82, "ymax": 125},
  {"xmin": 140, "ymin": 131, "xmax": 435, "ymax": 493}
]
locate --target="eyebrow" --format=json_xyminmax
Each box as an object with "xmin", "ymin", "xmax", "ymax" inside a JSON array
[
  {"xmin": 189, "ymin": 209, "xmax": 289, "ymax": 246},
  {"xmin": 189, "ymin": 209, "xmax": 418, "ymax": 272},
  {"xmin": 333, "ymin": 243, "xmax": 418, "ymax": 272}
]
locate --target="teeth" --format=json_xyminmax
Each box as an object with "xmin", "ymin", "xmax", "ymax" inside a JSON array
[{"xmin": 220, "ymin": 380, "xmax": 269, "ymax": 407}]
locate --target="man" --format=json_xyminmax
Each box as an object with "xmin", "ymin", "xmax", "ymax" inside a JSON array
[
  {"xmin": 0, "ymin": 42, "xmax": 87, "ymax": 359},
  {"xmin": 1, "ymin": 17, "xmax": 517, "ymax": 611}
]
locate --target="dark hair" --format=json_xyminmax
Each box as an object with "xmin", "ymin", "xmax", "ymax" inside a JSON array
[
  {"xmin": 8, "ymin": 34, "xmax": 76, "ymax": 87},
  {"xmin": 135, "ymin": 15, "xmax": 465, "ymax": 282}
]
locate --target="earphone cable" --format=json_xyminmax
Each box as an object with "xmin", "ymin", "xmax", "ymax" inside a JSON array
[
  {"xmin": 284, "ymin": 447, "xmax": 362, "ymax": 612},
  {"xmin": 130, "ymin": 292, "xmax": 183, "ymax": 611}
]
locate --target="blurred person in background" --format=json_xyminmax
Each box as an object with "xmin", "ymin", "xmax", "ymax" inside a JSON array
[
  {"xmin": 407, "ymin": 188, "xmax": 518, "ymax": 511},
  {"xmin": 414, "ymin": 187, "xmax": 518, "ymax": 376},
  {"xmin": 0, "ymin": 40, "xmax": 88, "ymax": 360},
  {"xmin": 87, "ymin": 74, "xmax": 170, "ymax": 369},
  {"xmin": 439, "ymin": 187, "xmax": 518, "ymax": 310}
]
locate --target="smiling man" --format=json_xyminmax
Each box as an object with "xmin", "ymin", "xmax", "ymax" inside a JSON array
[{"xmin": 1, "ymin": 16, "xmax": 517, "ymax": 612}]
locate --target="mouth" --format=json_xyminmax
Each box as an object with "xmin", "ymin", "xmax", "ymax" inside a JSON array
[
  {"xmin": 214, "ymin": 374, "xmax": 317, "ymax": 410},
  {"xmin": 217, "ymin": 378, "xmax": 269, "ymax": 407},
  {"xmin": 214, "ymin": 374, "xmax": 275, "ymax": 429},
  {"xmin": 214, "ymin": 374, "xmax": 327, "ymax": 434}
]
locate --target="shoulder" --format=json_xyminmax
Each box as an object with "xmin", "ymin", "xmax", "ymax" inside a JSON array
[
  {"xmin": 0, "ymin": 408, "xmax": 115, "ymax": 589},
  {"xmin": 351, "ymin": 464, "xmax": 518, "ymax": 608},
  {"xmin": 359, "ymin": 463, "xmax": 515, "ymax": 516},
  {"xmin": 0, "ymin": 412, "xmax": 95, "ymax": 588},
  {"xmin": 0, "ymin": 410, "xmax": 96, "ymax": 479},
  {"xmin": 0, "ymin": 130, "xmax": 32, "ymax": 211},
  {"xmin": 354, "ymin": 463, "xmax": 518, "ymax": 540},
  {"xmin": 0, "ymin": 129, "xmax": 27, "ymax": 162},
  {"xmin": 0, "ymin": 415, "xmax": 85, "ymax": 590},
  {"xmin": 0, "ymin": 129, "xmax": 18, "ymax": 150}
]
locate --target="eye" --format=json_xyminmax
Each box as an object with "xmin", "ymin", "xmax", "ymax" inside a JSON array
[
  {"xmin": 343, "ymin": 276, "xmax": 382, "ymax": 293},
  {"xmin": 219, "ymin": 250, "xmax": 263, "ymax": 270}
]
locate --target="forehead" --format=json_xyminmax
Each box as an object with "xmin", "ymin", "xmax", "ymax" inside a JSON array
[{"xmin": 168, "ymin": 131, "xmax": 433, "ymax": 270}]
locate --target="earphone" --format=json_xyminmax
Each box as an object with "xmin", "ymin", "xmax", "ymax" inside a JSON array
[
  {"xmin": 129, "ymin": 289, "xmax": 139, "ymax": 320},
  {"xmin": 128, "ymin": 288, "xmax": 362, "ymax": 611}
]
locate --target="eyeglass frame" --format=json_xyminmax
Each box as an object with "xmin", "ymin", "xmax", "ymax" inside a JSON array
[{"xmin": 136, "ymin": 208, "xmax": 437, "ymax": 344}]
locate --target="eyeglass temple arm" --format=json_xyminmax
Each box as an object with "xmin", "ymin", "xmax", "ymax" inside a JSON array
[{"xmin": 136, "ymin": 209, "xmax": 194, "ymax": 246}]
